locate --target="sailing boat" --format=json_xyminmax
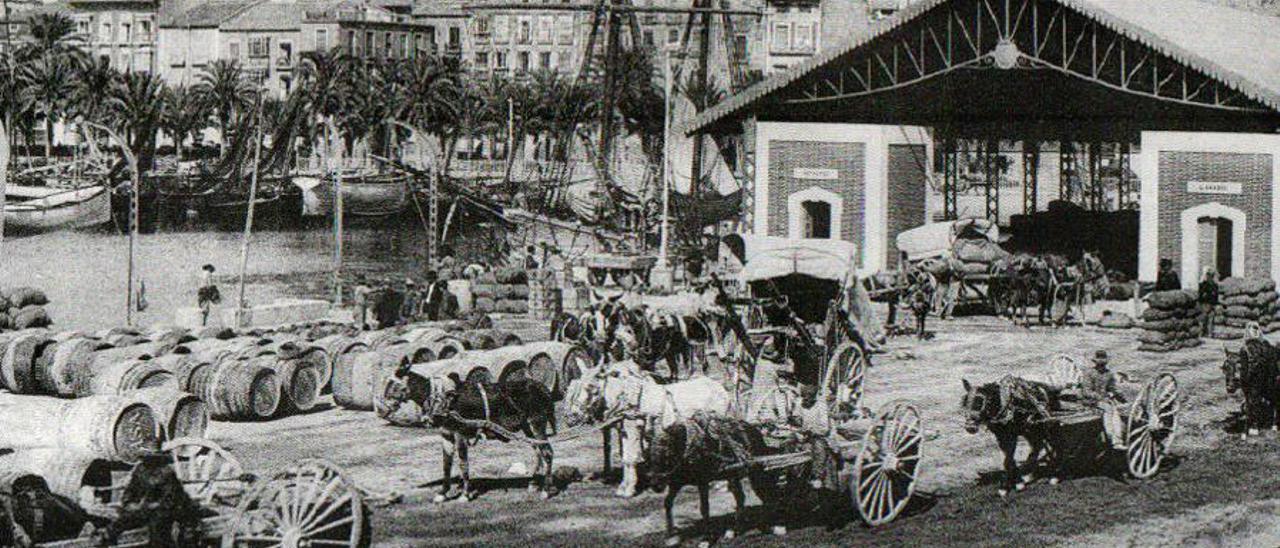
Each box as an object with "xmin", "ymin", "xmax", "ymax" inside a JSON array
[{"xmin": 3, "ymin": 184, "xmax": 112, "ymax": 234}]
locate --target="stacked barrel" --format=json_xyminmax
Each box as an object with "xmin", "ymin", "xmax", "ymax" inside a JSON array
[{"xmin": 0, "ymin": 286, "xmax": 53, "ymax": 332}]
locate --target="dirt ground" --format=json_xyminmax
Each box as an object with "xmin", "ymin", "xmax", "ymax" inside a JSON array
[{"xmin": 208, "ymin": 310, "xmax": 1277, "ymax": 547}]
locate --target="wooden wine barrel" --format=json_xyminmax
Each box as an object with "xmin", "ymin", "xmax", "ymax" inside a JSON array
[
  {"xmin": 82, "ymin": 358, "xmax": 174, "ymax": 396},
  {"xmin": 251, "ymin": 352, "xmax": 321, "ymax": 415},
  {"xmin": 145, "ymin": 327, "xmax": 197, "ymax": 355},
  {"xmin": 333, "ymin": 345, "xmax": 414, "ymax": 410},
  {"xmin": 427, "ymin": 337, "xmax": 467, "ymax": 360},
  {"xmin": 512, "ymin": 341, "xmax": 588, "ymax": 399},
  {"xmin": 132, "ymin": 388, "xmax": 209, "ymax": 440},
  {"xmin": 189, "ymin": 358, "xmax": 281, "ymax": 421},
  {"xmin": 34, "ymin": 337, "xmax": 114, "ymax": 397},
  {"xmin": 152, "ymin": 353, "xmax": 206, "ymax": 393},
  {"xmin": 266, "ymin": 339, "xmax": 330, "ymax": 395},
  {"xmin": 459, "ymin": 330, "xmax": 499, "ymax": 350},
  {"xmin": 359, "ymin": 328, "xmax": 407, "ymax": 351},
  {"xmin": 1, "ymin": 329, "xmax": 53, "ymax": 394},
  {"xmin": 0, "ymin": 393, "xmax": 160, "ymax": 462},
  {"xmin": 0, "ymin": 449, "xmax": 133, "ymax": 509},
  {"xmin": 314, "ymin": 335, "xmax": 367, "ymax": 389}
]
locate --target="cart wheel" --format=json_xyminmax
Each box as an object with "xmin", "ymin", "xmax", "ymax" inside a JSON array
[
  {"xmin": 1125, "ymin": 373, "xmax": 1179, "ymax": 479},
  {"xmin": 853, "ymin": 403, "xmax": 923, "ymax": 526},
  {"xmin": 165, "ymin": 437, "xmax": 246, "ymax": 506},
  {"xmin": 226, "ymin": 459, "xmax": 366, "ymax": 548},
  {"xmin": 588, "ymin": 268, "xmax": 608, "ymax": 287},
  {"xmin": 1047, "ymin": 355, "xmax": 1082, "ymax": 389},
  {"xmin": 746, "ymin": 304, "xmax": 766, "ymax": 330},
  {"xmin": 823, "ymin": 342, "xmax": 865, "ymax": 414}
]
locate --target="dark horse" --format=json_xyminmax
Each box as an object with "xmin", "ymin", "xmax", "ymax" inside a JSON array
[
  {"xmin": 550, "ymin": 294, "xmax": 628, "ymax": 365},
  {"xmin": 2, "ymin": 474, "xmax": 105, "ymax": 547},
  {"xmin": 649, "ymin": 413, "xmax": 766, "ymax": 547},
  {"xmin": 617, "ymin": 309, "xmax": 697, "ymax": 383},
  {"xmin": 961, "ymin": 377, "xmax": 1066, "ymax": 495},
  {"xmin": 1222, "ymin": 338, "xmax": 1280, "ymax": 438},
  {"xmin": 410, "ymin": 369, "xmax": 560, "ymax": 501}
]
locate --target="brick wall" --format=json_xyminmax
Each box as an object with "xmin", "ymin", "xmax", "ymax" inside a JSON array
[
  {"xmin": 766, "ymin": 140, "xmax": 866, "ymax": 247},
  {"xmin": 1157, "ymin": 151, "xmax": 1274, "ymax": 279},
  {"xmin": 887, "ymin": 144, "xmax": 928, "ymax": 268}
]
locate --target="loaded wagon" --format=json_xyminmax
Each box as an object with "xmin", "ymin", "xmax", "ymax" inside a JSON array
[
  {"xmin": 716, "ymin": 234, "xmax": 924, "ymax": 526},
  {"xmin": 27, "ymin": 438, "xmax": 367, "ymax": 548},
  {"xmin": 580, "ymin": 253, "xmax": 658, "ymax": 288}
]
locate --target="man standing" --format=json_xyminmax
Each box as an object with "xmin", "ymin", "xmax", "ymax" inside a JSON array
[
  {"xmin": 400, "ymin": 279, "xmax": 420, "ymax": 325},
  {"xmin": 1198, "ymin": 267, "xmax": 1219, "ymax": 338},
  {"xmin": 1155, "ymin": 258, "xmax": 1181, "ymax": 291},
  {"xmin": 197, "ymin": 264, "xmax": 221, "ymax": 327},
  {"xmin": 352, "ymin": 275, "xmax": 373, "ymax": 331}
]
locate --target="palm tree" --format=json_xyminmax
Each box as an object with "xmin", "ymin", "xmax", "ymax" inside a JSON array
[
  {"xmin": 401, "ymin": 54, "xmax": 461, "ymax": 166},
  {"xmin": 615, "ymin": 50, "xmax": 665, "ymax": 166},
  {"xmin": 19, "ymin": 13, "xmax": 82, "ymax": 62},
  {"xmin": 21, "ymin": 54, "xmax": 73, "ymax": 159},
  {"xmin": 298, "ymin": 49, "xmax": 349, "ymax": 165},
  {"xmin": 160, "ymin": 84, "xmax": 209, "ymax": 161},
  {"xmin": 196, "ymin": 59, "xmax": 251, "ymax": 156},
  {"xmin": 69, "ymin": 56, "xmax": 119, "ymax": 157},
  {"xmin": 107, "ymin": 71, "xmax": 166, "ymax": 169}
]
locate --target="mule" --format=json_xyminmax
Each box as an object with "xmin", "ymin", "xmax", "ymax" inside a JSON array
[
  {"xmin": 650, "ymin": 414, "xmax": 764, "ymax": 548},
  {"xmin": 419, "ymin": 375, "xmax": 560, "ymax": 501},
  {"xmin": 1222, "ymin": 339, "xmax": 1280, "ymax": 438},
  {"xmin": 961, "ymin": 378, "xmax": 1065, "ymax": 496},
  {"xmin": 564, "ymin": 363, "xmax": 733, "ymax": 497}
]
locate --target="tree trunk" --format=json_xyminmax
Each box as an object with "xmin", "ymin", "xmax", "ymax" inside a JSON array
[{"xmin": 44, "ymin": 118, "xmax": 53, "ymax": 160}]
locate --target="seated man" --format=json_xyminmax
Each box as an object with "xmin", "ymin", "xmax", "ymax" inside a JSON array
[{"xmin": 1078, "ymin": 350, "xmax": 1129, "ymax": 449}]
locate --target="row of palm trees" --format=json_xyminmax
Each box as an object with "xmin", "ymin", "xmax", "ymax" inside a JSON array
[{"xmin": 0, "ymin": 13, "xmax": 695, "ymax": 179}]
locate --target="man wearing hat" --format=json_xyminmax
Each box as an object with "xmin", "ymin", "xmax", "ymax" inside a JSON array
[
  {"xmin": 1081, "ymin": 350, "xmax": 1127, "ymax": 449},
  {"xmin": 196, "ymin": 264, "xmax": 222, "ymax": 327},
  {"xmin": 399, "ymin": 278, "xmax": 420, "ymax": 325}
]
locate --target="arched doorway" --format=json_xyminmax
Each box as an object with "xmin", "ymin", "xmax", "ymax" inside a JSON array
[
  {"xmin": 1180, "ymin": 202, "xmax": 1246, "ymax": 287},
  {"xmin": 801, "ymin": 200, "xmax": 832, "ymax": 239},
  {"xmin": 787, "ymin": 186, "xmax": 843, "ymax": 240}
]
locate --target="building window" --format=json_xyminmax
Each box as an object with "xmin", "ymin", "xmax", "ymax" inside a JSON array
[
  {"xmin": 643, "ymin": 29, "xmax": 654, "ymax": 46},
  {"xmin": 366, "ymin": 31, "xmax": 375, "ymax": 56},
  {"xmin": 383, "ymin": 32, "xmax": 392, "ymax": 57},
  {"xmin": 76, "ymin": 18, "xmax": 90, "ymax": 35},
  {"xmin": 796, "ymin": 23, "xmax": 814, "ymax": 51},
  {"xmin": 401, "ymin": 33, "xmax": 410, "ymax": 58},
  {"xmin": 121, "ymin": 22, "xmax": 131, "ymax": 44},
  {"xmin": 425, "ymin": 26, "xmax": 437, "ymax": 50},
  {"xmin": 537, "ymin": 15, "xmax": 553, "ymax": 44},
  {"xmin": 539, "ymin": 51, "xmax": 550, "ymax": 69},
  {"xmin": 666, "ymin": 27, "xmax": 679, "ymax": 45},
  {"xmin": 495, "ymin": 51, "xmax": 508, "ymax": 69},
  {"xmin": 475, "ymin": 15, "xmax": 491, "ymax": 35},
  {"xmin": 279, "ymin": 40, "xmax": 293, "ymax": 65},
  {"xmin": 100, "ymin": 22, "xmax": 111, "ymax": 43},
  {"xmin": 345, "ymin": 30, "xmax": 356, "ymax": 53},
  {"xmin": 475, "ymin": 51, "xmax": 489, "ymax": 67},
  {"xmin": 494, "ymin": 16, "xmax": 509, "ymax": 42},
  {"xmin": 771, "ymin": 23, "xmax": 790, "ymax": 52},
  {"xmin": 139, "ymin": 20, "xmax": 151, "ymax": 42},
  {"xmin": 733, "ymin": 33, "xmax": 748, "ymax": 60},
  {"xmin": 802, "ymin": 200, "xmax": 832, "ymax": 239},
  {"xmin": 555, "ymin": 15, "xmax": 574, "ymax": 45},
  {"xmin": 518, "ymin": 20, "xmax": 531, "ymax": 44},
  {"xmin": 248, "ymin": 36, "xmax": 269, "ymax": 58},
  {"xmin": 228, "ymin": 41, "xmax": 241, "ymax": 59},
  {"xmin": 315, "ymin": 28, "xmax": 329, "ymax": 51},
  {"xmin": 448, "ymin": 26, "xmax": 461, "ymax": 50},
  {"xmin": 517, "ymin": 50, "xmax": 530, "ymax": 71}
]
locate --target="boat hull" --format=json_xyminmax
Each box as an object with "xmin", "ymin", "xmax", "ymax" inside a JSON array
[
  {"xmin": 310, "ymin": 174, "xmax": 410, "ymax": 218},
  {"xmin": 3, "ymin": 186, "xmax": 112, "ymax": 234}
]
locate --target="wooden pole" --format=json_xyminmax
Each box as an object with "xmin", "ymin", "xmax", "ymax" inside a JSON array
[
  {"xmin": 330, "ymin": 117, "xmax": 345, "ymax": 306},
  {"xmin": 0, "ymin": 119, "xmax": 8, "ymax": 251},
  {"xmin": 86, "ymin": 122, "xmax": 138, "ymax": 326},
  {"xmin": 236, "ymin": 92, "xmax": 265, "ymax": 316}
]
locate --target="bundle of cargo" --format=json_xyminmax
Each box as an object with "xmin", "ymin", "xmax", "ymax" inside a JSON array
[
  {"xmin": 470, "ymin": 268, "xmax": 531, "ymax": 315},
  {"xmin": 1213, "ymin": 277, "xmax": 1278, "ymax": 339},
  {"xmin": 897, "ymin": 219, "xmax": 1010, "ymax": 277},
  {"xmin": 0, "ymin": 287, "xmax": 52, "ymax": 332},
  {"xmin": 1137, "ymin": 290, "xmax": 1202, "ymax": 352}
]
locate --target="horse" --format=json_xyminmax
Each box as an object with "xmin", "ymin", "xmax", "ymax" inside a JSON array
[
  {"xmin": 563, "ymin": 362, "xmax": 734, "ymax": 497},
  {"xmin": 414, "ymin": 370, "xmax": 560, "ymax": 501},
  {"xmin": 649, "ymin": 413, "xmax": 766, "ymax": 548},
  {"xmin": 3, "ymin": 475, "xmax": 103, "ymax": 547},
  {"xmin": 101, "ymin": 453, "xmax": 205, "ymax": 547},
  {"xmin": 646, "ymin": 309, "xmax": 717, "ymax": 376},
  {"xmin": 618, "ymin": 310, "xmax": 695, "ymax": 382},
  {"xmin": 1222, "ymin": 339, "xmax": 1280, "ymax": 438},
  {"xmin": 960, "ymin": 377, "xmax": 1065, "ymax": 496}
]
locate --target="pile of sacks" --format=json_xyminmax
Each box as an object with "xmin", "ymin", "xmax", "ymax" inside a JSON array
[
  {"xmin": 1213, "ymin": 277, "xmax": 1278, "ymax": 339},
  {"xmin": 0, "ymin": 287, "xmax": 52, "ymax": 332},
  {"xmin": 1137, "ymin": 290, "xmax": 1202, "ymax": 352},
  {"xmin": 471, "ymin": 267, "xmax": 531, "ymax": 315}
]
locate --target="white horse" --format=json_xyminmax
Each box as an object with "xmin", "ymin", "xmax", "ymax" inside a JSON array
[{"xmin": 564, "ymin": 361, "xmax": 734, "ymax": 497}]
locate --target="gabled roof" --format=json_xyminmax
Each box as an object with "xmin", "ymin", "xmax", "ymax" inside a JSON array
[
  {"xmin": 413, "ymin": 0, "xmax": 466, "ymax": 17},
  {"xmin": 160, "ymin": 0, "xmax": 263, "ymax": 28},
  {"xmin": 686, "ymin": 0, "xmax": 1280, "ymax": 134},
  {"xmin": 221, "ymin": 0, "xmax": 317, "ymax": 31}
]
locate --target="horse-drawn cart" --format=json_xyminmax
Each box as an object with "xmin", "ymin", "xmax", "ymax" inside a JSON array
[
  {"xmin": 581, "ymin": 253, "xmax": 658, "ymax": 288},
  {"xmin": 1045, "ymin": 357, "xmax": 1180, "ymax": 479},
  {"xmin": 34, "ymin": 438, "xmax": 367, "ymax": 548}
]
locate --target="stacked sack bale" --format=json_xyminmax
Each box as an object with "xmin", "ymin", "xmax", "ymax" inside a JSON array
[
  {"xmin": 952, "ymin": 238, "xmax": 1012, "ymax": 277},
  {"xmin": 1137, "ymin": 290, "xmax": 1202, "ymax": 352},
  {"xmin": 1213, "ymin": 277, "xmax": 1278, "ymax": 339},
  {"xmin": 0, "ymin": 287, "xmax": 53, "ymax": 332},
  {"xmin": 470, "ymin": 267, "xmax": 530, "ymax": 315}
]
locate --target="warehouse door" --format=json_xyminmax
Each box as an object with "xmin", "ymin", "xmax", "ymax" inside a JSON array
[{"xmin": 1197, "ymin": 217, "xmax": 1234, "ymax": 279}]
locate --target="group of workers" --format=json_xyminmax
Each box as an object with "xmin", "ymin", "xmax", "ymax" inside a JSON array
[
  {"xmin": 1155, "ymin": 257, "xmax": 1221, "ymax": 338},
  {"xmin": 352, "ymin": 270, "xmax": 459, "ymax": 330}
]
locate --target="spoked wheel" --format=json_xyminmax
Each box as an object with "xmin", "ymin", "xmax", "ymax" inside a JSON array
[
  {"xmin": 1047, "ymin": 355, "xmax": 1082, "ymax": 389},
  {"xmin": 823, "ymin": 342, "xmax": 866, "ymax": 416},
  {"xmin": 853, "ymin": 402, "xmax": 923, "ymax": 526},
  {"xmin": 164, "ymin": 437, "xmax": 246, "ymax": 507},
  {"xmin": 227, "ymin": 459, "xmax": 367, "ymax": 548},
  {"xmin": 1125, "ymin": 373, "xmax": 1179, "ymax": 479},
  {"xmin": 588, "ymin": 268, "xmax": 608, "ymax": 287}
]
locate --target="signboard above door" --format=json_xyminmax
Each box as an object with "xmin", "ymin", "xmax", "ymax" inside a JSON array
[
  {"xmin": 792, "ymin": 168, "xmax": 839, "ymax": 180},
  {"xmin": 1187, "ymin": 181, "xmax": 1243, "ymax": 195}
]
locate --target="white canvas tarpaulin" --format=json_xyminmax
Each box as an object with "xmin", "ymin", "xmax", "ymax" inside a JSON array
[
  {"xmin": 896, "ymin": 219, "xmax": 1001, "ymax": 261},
  {"xmin": 726, "ymin": 234, "xmax": 857, "ymax": 282}
]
